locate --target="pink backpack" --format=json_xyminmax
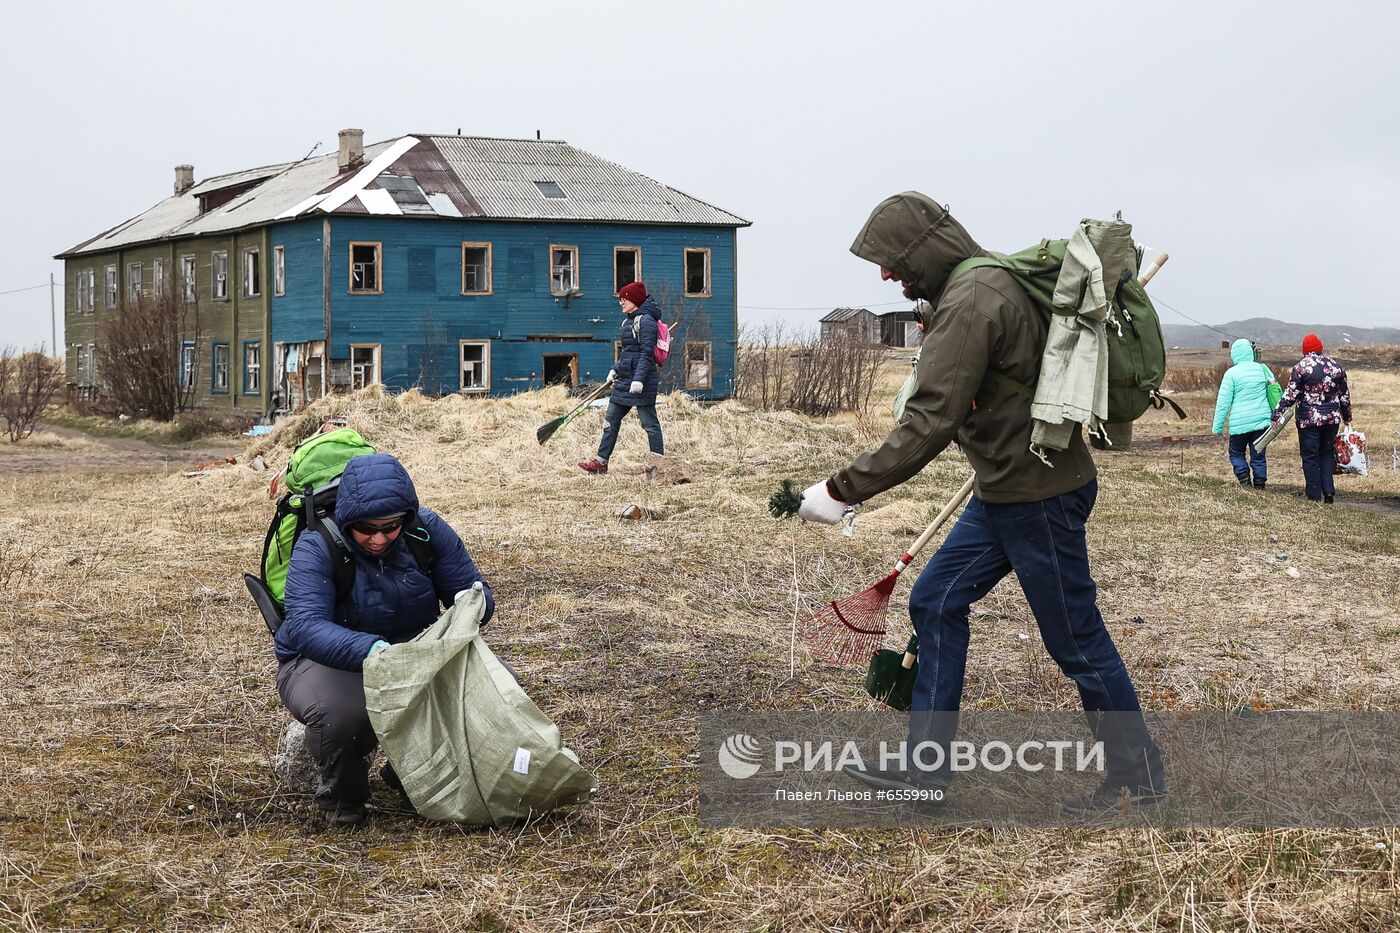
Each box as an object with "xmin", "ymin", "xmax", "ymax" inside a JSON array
[{"xmin": 653, "ymin": 320, "xmax": 671, "ymax": 365}]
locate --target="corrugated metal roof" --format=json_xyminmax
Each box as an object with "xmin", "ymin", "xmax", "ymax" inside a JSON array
[
  {"xmin": 820, "ymin": 307, "xmax": 875, "ymax": 323},
  {"xmin": 57, "ymin": 133, "xmax": 748, "ymax": 259}
]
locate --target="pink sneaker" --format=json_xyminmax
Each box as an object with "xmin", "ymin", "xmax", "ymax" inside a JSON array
[{"xmin": 578, "ymin": 458, "xmax": 609, "ymax": 475}]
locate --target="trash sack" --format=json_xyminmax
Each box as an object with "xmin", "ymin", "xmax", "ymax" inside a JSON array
[
  {"xmin": 363, "ymin": 584, "xmax": 595, "ymax": 825},
  {"xmin": 891, "ymin": 352, "xmax": 920, "ymax": 423},
  {"xmin": 1334, "ymin": 426, "xmax": 1368, "ymax": 477}
]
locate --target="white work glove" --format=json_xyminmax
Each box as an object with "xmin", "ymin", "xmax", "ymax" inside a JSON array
[
  {"xmin": 629, "ymin": 381, "xmax": 644, "ymax": 394},
  {"xmin": 797, "ymin": 480, "xmax": 848, "ymax": 525},
  {"xmin": 607, "ymin": 369, "xmax": 617, "ymax": 382}
]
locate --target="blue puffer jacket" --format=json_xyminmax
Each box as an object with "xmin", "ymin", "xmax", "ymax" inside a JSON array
[
  {"xmin": 610, "ymin": 298, "xmax": 661, "ymax": 406},
  {"xmin": 274, "ymin": 453, "xmax": 494, "ymax": 670},
  {"xmin": 1212, "ymin": 338, "xmax": 1277, "ymax": 436}
]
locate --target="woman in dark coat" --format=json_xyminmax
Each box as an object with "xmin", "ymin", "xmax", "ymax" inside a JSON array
[
  {"xmin": 578, "ymin": 280, "xmax": 665, "ymax": 474},
  {"xmin": 1272, "ymin": 333, "xmax": 1352, "ymax": 503},
  {"xmin": 276, "ymin": 452, "xmax": 493, "ymax": 824}
]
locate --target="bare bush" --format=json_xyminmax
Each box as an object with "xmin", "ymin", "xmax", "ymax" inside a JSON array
[
  {"xmin": 736, "ymin": 323, "xmax": 887, "ymax": 416},
  {"xmin": 1167, "ymin": 362, "xmax": 1290, "ymax": 393},
  {"xmin": 0, "ymin": 345, "xmax": 62, "ymax": 442},
  {"xmin": 97, "ymin": 288, "xmax": 196, "ymax": 421},
  {"xmin": 645, "ymin": 281, "xmax": 714, "ymax": 394}
]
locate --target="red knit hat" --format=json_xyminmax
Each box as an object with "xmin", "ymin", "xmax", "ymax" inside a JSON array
[
  {"xmin": 1302, "ymin": 333, "xmax": 1324, "ymax": 354},
  {"xmin": 618, "ymin": 281, "xmax": 648, "ymax": 306}
]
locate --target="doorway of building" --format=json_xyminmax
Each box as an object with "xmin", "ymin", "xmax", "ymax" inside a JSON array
[{"xmin": 542, "ymin": 353, "xmax": 578, "ymax": 388}]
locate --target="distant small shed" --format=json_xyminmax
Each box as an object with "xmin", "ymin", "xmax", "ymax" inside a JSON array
[
  {"xmin": 880, "ymin": 310, "xmax": 922, "ymax": 348},
  {"xmin": 820, "ymin": 307, "xmax": 880, "ymax": 344}
]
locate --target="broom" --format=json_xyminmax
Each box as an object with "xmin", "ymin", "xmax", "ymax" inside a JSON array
[
  {"xmin": 792, "ymin": 474, "xmax": 976, "ymax": 666},
  {"xmin": 536, "ymin": 380, "xmax": 613, "ymax": 445}
]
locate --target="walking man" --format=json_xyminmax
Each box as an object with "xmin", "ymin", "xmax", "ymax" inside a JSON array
[{"xmin": 797, "ymin": 192, "xmax": 1164, "ymax": 812}]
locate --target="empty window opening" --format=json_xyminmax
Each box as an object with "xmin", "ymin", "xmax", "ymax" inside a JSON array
[
  {"xmin": 179, "ymin": 342, "xmax": 196, "ymax": 389},
  {"xmin": 684, "ymin": 248, "xmax": 711, "ymax": 297},
  {"xmin": 550, "ymin": 245, "xmax": 578, "ymax": 296},
  {"xmin": 614, "ymin": 247, "xmax": 640, "ymax": 295},
  {"xmin": 181, "ymin": 255, "xmax": 197, "ymax": 303},
  {"xmin": 153, "ymin": 260, "xmax": 166, "ymax": 297},
  {"xmin": 244, "ymin": 342, "xmax": 261, "ymax": 394},
  {"xmin": 104, "ymin": 266, "xmax": 117, "ymax": 309},
  {"xmin": 460, "ymin": 340, "xmax": 490, "ymax": 392},
  {"xmin": 212, "ymin": 251, "xmax": 229, "ymax": 300},
  {"xmin": 243, "ymin": 247, "xmax": 261, "ymax": 298},
  {"xmin": 462, "ymin": 243, "xmax": 492, "ymax": 294},
  {"xmin": 350, "ymin": 344, "xmax": 381, "ymax": 389},
  {"xmin": 212, "ymin": 343, "xmax": 230, "ymax": 392},
  {"xmin": 350, "ymin": 242, "xmax": 381, "ymax": 293},
  {"xmin": 273, "ymin": 245, "xmax": 285, "ymax": 296},
  {"xmin": 74, "ymin": 270, "xmax": 88, "ymax": 313},
  {"xmin": 126, "ymin": 262, "xmax": 142, "ymax": 304},
  {"xmin": 542, "ymin": 353, "xmax": 577, "ymax": 388},
  {"xmin": 85, "ymin": 269, "xmax": 95, "ymax": 312},
  {"xmin": 534, "ymin": 180, "xmax": 566, "ymax": 199},
  {"xmin": 685, "ymin": 341, "xmax": 713, "ymax": 390}
]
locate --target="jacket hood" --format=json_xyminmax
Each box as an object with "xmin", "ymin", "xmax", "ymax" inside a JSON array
[
  {"xmin": 633, "ymin": 296, "xmax": 662, "ymax": 320},
  {"xmin": 1230, "ymin": 339, "xmax": 1256, "ymax": 365},
  {"xmin": 335, "ymin": 453, "xmax": 420, "ymax": 526},
  {"xmin": 850, "ymin": 192, "xmax": 985, "ymax": 303}
]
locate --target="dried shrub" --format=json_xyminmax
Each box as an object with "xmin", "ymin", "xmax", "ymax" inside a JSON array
[
  {"xmin": 736, "ymin": 323, "xmax": 887, "ymax": 416},
  {"xmin": 96, "ymin": 288, "xmax": 198, "ymax": 421},
  {"xmin": 0, "ymin": 345, "xmax": 62, "ymax": 442}
]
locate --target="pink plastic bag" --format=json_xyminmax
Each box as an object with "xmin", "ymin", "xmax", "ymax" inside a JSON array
[{"xmin": 1334, "ymin": 427, "xmax": 1368, "ymax": 477}]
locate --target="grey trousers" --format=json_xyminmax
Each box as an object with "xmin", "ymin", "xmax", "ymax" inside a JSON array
[{"xmin": 277, "ymin": 657, "xmax": 378, "ymax": 810}]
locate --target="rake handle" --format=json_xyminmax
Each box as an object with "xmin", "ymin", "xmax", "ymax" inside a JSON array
[
  {"xmin": 897, "ymin": 474, "xmax": 976, "ymax": 569},
  {"xmin": 1138, "ymin": 250, "xmax": 1169, "ymax": 287}
]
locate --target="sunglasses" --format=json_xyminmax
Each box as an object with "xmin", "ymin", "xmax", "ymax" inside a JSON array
[{"xmin": 349, "ymin": 517, "xmax": 406, "ymax": 537}]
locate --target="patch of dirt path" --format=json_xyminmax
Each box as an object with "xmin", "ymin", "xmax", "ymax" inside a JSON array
[{"xmin": 0, "ymin": 423, "xmax": 245, "ymax": 476}]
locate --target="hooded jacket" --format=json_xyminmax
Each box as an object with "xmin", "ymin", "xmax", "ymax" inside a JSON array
[
  {"xmin": 275, "ymin": 453, "xmax": 494, "ymax": 670},
  {"xmin": 1212, "ymin": 339, "xmax": 1276, "ymax": 436},
  {"xmin": 831, "ymin": 192, "xmax": 1096, "ymax": 505},
  {"xmin": 611, "ymin": 297, "xmax": 662, "ymax": 406}
]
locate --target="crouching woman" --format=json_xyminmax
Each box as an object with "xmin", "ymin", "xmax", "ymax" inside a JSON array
[{"xmin": 274, "ymin": 452, "xmax": 494, "ymax": 825}]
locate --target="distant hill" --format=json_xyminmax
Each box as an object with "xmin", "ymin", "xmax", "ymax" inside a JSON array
[{"xmin": 1162, "ymin": 317, "xmax": 1400, "ymax": 349}]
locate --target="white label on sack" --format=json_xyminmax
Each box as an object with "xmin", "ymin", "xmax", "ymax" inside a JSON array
[{"xmin": 513, "ymin": 747, "xmax": 531, "ymax": 774}]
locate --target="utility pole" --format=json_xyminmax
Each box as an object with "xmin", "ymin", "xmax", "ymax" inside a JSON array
[{"xmin": 49, "ymin": 272, "xmax": 56, "ymax": 355}]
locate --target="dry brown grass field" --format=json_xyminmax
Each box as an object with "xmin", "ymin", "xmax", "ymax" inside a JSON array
[{"xmin": 2, "ymin": 348, "xmax": 1399, "ymax": 931}]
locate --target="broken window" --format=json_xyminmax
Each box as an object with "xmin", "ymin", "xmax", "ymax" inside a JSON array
[
  {"xmin": 684, "ymin": 248, "xmax": 711, "ymax": 297},
  {"xmin": 181, "ymin": 255, "xmax": 197, "ymax": 303},
  {"xmin": 88, "ymin": 344, "xmax": 97, "ymax": 388},
  {"xmin": 350, "ymin": 242, "xmax": 381, "ymax": 293},
  {"xmin": 179, "ymin": 341, "xmax": 196, "ymax": 389},
  {"xmin": 104, "ymin": 266, "xmax": 117, "ymax": 309},
  {"xmin": 212, "ymin": 342, "xmax": 229, "ymax": 392},
  {"xmin": 153, "ymin": 259, "xmax": 165, "ymax": 297},
  {"xmin": 685, "ymin": 341, "xmax": 713, "ymax": 390},
  {"xmin": 74, "ymin": 269, "xmax": 87, "ymax": 313},
  {"xmin": 550, "ymin": 245, "xmax": 578, "ymax": 296},
  {"xmin": 534, "ymin": 180, "xmax": 566, "ymax": 199},
  {"xmin": 462, "ymin": 243, "xmax": 492, "ymax": 294},
  {"xmin": 212, "ymin": 251, "xmax": 228, "ymax": 300},
  {"xmin": 460, "ymin": 340, "xmax": 489, "ymax": 392},
  {"xmin": 243, "ymin": 247, "xmax": 260, "ymax": 298},
  {"xmin": 85, "ymin": 269, "xmax": 95, "ymax": 312},
  {"xmin": 244, "ymin": 341, "xmax": 261, "ymax": 393},
  {"xmin": 614, "ymin": 247, "xmax": 640, "ymax": 295},
  {"xmin": 350, "ymin": 344, "xmax": 381, "ymax": 389},
  {"xmin": 126, "ymin": 263, "xmax": 142, "ymax": 304},
  {"xmin": 273, "ymin": 246, "xmax": 285, "ymax": 296}
]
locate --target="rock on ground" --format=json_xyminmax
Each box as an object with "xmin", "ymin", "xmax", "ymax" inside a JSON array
[{"xmin": 271, "ymin": 719, "xmax": 318, "ymax": 791}]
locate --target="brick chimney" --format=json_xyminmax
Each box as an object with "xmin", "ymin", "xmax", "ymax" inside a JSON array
[
  {"xmin": 337, "ymin": 128, "xmax": 364, "ymax": 171},
  {"xmin": 174, "ymin": 164, "xmax": 195, "ymax": 196}
]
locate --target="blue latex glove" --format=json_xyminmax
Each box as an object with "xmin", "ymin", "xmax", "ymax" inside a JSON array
[{"xmin": 367, "ymin": 640, "xmax": 391, "ymax": 657}]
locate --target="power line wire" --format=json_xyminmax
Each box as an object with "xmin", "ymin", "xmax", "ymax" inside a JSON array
[
  {"xmin": 1150, "ymin": 291, "xmax": 1242, "ymax": 342},
  {"xmin": 0, "ymin": 282, "xmax": 57, "ymax": 298},
  {"xmin": 740, "ymin": 299, "xmax": 908, "ymax": 311}
]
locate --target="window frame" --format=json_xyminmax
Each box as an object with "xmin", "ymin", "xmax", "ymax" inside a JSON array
[
  {"xmin": 684, "ymin": 340, "xmax": 713, "ymax": 390},
  {"xmin": 348, "ymin": 241, "xmax": 383, "ymax": 295},
  {"xmin": 85, "ymin": 269, "xmax": 95, "ymax": 312},
  {"xmin": 613, "ymin": 246, "xmax": 642, "ymax": 296},
  {"xmin": 180, "ymin": 254, "xmax": 197, "ymax": 303},
  {"xmin": 74, "ymin": 269, "xmax": 87, "ymax": 314},
  {"xmin": 349, "ymin": 343, "xmax": 382, "ymax": 389},
  {"xmin": 211, "ymin": 250, "xmax": 229, "ymax": 301},
  {"xmin": 211, "ymin": 341, "xmax": 230, "ymax": 393},
  {"xmin": 683, "ymin": 247, "xmax": 712, "ymax": 298},
  {"xmin": 179, "ymin": 341, "xmax": 196, "ymax": 390},
  {"xmin": 242, "ymin": 246, "xmax": 261, "ymax": 298},
  {"xmin": 273, "ymin": 245, "xmax": 285, "ymax": 296},
  {"xmin": 125, "ymin": 262, "xmax": 143, "ymax": 305},
  {"xmin": 152, "ymin": 258, "xmax": 166, "ymax": 297},
  {"xmin": 103, "ymin": 265, "xmax": 117, "ymax": 309},
  {"xmin": 243, "ymin": 340, "xmax": 261, "ymax": 395},
  {"xmin": 460, "ymin": 242, "xmax": 493, "ymax": 296},
  {"xmin": 458, "ymin": 339, "xmax": 491, "ymax": 393},
  {"xmin": 87, "ymin": 343, "xmax": 97, "ymax": 389},
  {"xmin": 549, "ymin": 244, "xmax": 579, "ymax": 297}
]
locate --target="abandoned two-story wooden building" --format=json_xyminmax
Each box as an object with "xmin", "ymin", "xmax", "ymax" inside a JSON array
[{"xmin": 57, "ymin": 129, "xmax": 749, "ymax": 412}]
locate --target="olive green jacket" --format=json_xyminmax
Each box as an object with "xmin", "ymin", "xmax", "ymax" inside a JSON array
[{"xmin": 831, "ymin": 192, "xmax": 1096, "ymax": 505}]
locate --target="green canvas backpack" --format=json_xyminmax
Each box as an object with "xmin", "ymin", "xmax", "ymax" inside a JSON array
[{"xmin": 949, "ymin": 224, "xmax": 1184, "ymax": 449}]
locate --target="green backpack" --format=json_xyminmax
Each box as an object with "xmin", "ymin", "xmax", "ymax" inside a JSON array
[
  {"xmin": 949, "ymin": 224, "xmax": 1183, "ymax": 448},
  {"xmin": 245, "ymin": 427, "xmax": 436, "ymax": 634}
]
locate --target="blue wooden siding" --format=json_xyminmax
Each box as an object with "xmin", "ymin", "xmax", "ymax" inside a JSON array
[{"xmin": 271, "ymin": 216, "xmax": 737, "ymax": 398}]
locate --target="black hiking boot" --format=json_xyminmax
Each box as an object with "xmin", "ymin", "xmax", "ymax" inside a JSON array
[
  {"xmin": 841, "ymin": 764, "xmax": 948, "ymax": 812},
  {"xmin": 1324, "ymin": 494, "xmax": 1335, "ymax": 504},
  {"xmin": 379, "ymin": 763, "xmax": 416, "ymax": 812},
  {"xmin": 319, "ymin": 803, "xmax": 367, "ymax": 827},
  {"xmin": 1253, "ymin": 481, "xmax": 1267, "ymax": 489},
  {"xmin": 1062, "ymin": 781, "xmax": 1167, "ymax": 816}
]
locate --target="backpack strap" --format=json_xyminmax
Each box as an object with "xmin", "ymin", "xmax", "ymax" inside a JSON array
[
  {"xmin": 402, "ymin": 522, "xmax": 441, "ymax": 606},
  {"xmin": 313, "ymin": 517, "xmax": 360, "ymax": 629}
]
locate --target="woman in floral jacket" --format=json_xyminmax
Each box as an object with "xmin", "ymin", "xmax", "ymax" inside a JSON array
[{"xmin": 1273, "ymin": 333, "xmax": 1352, "ymax": 503}]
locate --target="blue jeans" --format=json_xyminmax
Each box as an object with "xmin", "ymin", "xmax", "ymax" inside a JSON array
[
  {"xmin": 906, "ymin": 480, "xmax": 1163, "ymax": 790},
  {"xmin": 1298, "ymin": 423, "xmax": 1338, "ymax": 500},
  {"xmin": 598, "ymin": 402, "xmax": 663, "ymax": 461},
  {"xmin": 1228, "ymin": 429, "xmax": 1267, "ymax": 485}
]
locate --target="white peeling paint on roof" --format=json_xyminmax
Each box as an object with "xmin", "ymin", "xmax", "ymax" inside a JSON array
[
  {"xmin": 302, "ymin": 137, "xmax": 421, "ymax": 216},
  {"xmin": 424, "ymin": 192, "xmax": 462, "ymax": 217},
  {"xmin": 356, "ymin": 188, "xmax": 402, "ymax": 215}
]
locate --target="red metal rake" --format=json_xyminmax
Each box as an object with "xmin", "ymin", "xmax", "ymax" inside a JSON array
[{"xmin": 800, "ymin": 474, "xmax": 976, "ymax": 666}]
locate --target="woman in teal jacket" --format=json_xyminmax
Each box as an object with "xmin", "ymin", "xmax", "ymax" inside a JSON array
[{"xmin": 1211, "ymin": 338, "xmax": 1278, "ymax": 488}]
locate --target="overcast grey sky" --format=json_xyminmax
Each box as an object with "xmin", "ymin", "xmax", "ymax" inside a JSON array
[{"xmin": 2, "ymin": 0, "xmax": 1396, "ymax": 351}]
